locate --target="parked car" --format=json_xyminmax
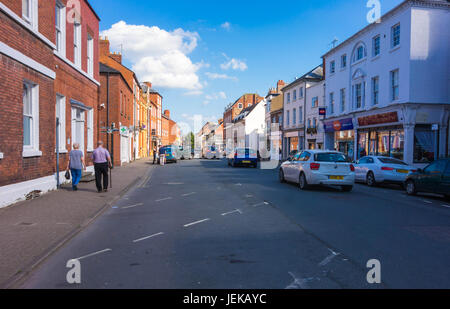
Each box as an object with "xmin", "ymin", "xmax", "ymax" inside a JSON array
[
  {"xmin": 279, "ymin": 150, "xmax": 355, "ymax": 192},
  {"xmin": 405, "ymin": 158, "xmax": 450, "ymax": 199},
  {"xmin": 286, "ymin": 150, "xmax": 299, "ymax": 162},
  {"xmin": 228, "ymin": 148, "xmax": 258, "ymax": 168},
  {"xmin": 158, "ymin": 145, "xmax": 178, "ymax": 164},
  {"xmin": 179, "ymin": 146, "xmax": 192, "ymax": 160},
  {"xmin": 205, "ymin": 146, "xmax": 222, "ymax": 159},
  {"xmin": 355, "ymin": 156, "xmax": 417, "ymax": 186}
]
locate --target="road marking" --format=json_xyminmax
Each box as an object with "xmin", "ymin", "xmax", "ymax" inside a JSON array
[
  {"xmin": 318, "ymin": 249, "xmax": 340, "ymax": 266},
  {"xmin": 184, "ymin": 218, "xmax": 210, "ymax": 228},
  {"xmin": 245, "ymin": 194, "xmax": 253, "ymax": 198},
  {"xmin": 133, "ymin": 232, "xmax": 164, "ymax": 243},
  {"xmin": 74, "ymin": 248, "xmax": 112, "ymax": 261},
  {"xmin": 155, "ymin": 197, "xmax": 173, "ymax": 202},
  {"xmin": 423, "ymin": 200, "xmax": 433, "ymax": 204},
  {"xmin": 286, "ymin": 272, "xmax": 315, "ymax": 289},
  {"xmin": 166, "ymin": 183, "xmax": 184, "ymax": 185},
  {"xmin": 182, "ymin": 192, "xmax": 196, "ymax": 197},
  {"xmin": 442, "ymin": 204, "xmax": 450, "ymax": 208},
  {"xmin": 122, "ymin": 203, "xmax": 144, "ymax": 209},
  {"xmin": 235, "ymin": 183, "xmax": 242, "ymax": 186},
  {"xmin": 221, "ymin": 209, "xmax": 242, "ymax": 216},
  {"xmin": 253, "ymin": 202, "xmax": 269, "ymax": 208}
]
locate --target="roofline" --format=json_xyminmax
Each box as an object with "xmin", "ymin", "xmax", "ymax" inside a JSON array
[
  {"xmin": 99, "ymin": 62, "xmax": 133, "ymax": 93},
  {"xmin": 85, "ymin": 0, "xmax": 101, "ymax": 21},
  {"xmin": 321, "ymin": 0, "xmax": 450, "ymax": 59},
  {"xmin": 281, "ymin": 64, "xmax": 324, "ymax": 91}
]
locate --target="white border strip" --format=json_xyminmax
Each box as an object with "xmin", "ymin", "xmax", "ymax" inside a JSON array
[
  {"xmin": 133, "ymin": 232, "xmax": 164, "ymax": 243},
  {"xmin": 0, "ymin": 3, "xmax": 56, "ymax": 50},
  {"xmin": 184, "ymin": 218, "xmax": 210, "ymax": 228},
  {"xmin": 0, "ymin": 42, "xmax": 55, "ymax": 79}
]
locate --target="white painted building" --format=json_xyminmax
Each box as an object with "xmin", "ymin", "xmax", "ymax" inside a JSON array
[
  {"xmin": 305, "ymin": 80, "xmax": 326, "ymax": 150},
  {"xmin": 232, "ymin": 99, "xmax": 266, "ymax": 151},
  {"xmin": 322, "ymin": 0, "xmax": 449, "ymax": 166}
]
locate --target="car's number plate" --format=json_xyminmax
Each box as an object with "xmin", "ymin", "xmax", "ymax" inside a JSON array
[
  {"xmin": 243, "ymin": 161, "xmax": 251, "ymax": 164},
  {"xmin": 397, "ymin": 169, "xmax": 408, "ymax": 174},
  {"xmin": 329, "ymin": 176, "xmax": 344, "ymax": 180}
]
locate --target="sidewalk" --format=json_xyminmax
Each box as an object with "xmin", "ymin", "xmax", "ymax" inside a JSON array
[{"xmin": 0, "ymin": 159, "xmax": 154, "ymax": 288}]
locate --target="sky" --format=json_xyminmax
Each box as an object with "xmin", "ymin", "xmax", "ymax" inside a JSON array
[{"xmin": 89, "ymin": 0, "xmax": 403, "ymax": 133}]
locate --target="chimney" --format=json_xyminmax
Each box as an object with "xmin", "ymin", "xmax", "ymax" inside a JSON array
[
  {"xmin": 164, "ymin": 110, "xmax": 170, "ymax": 118},
  {"xmin": 277, "ymin": 80, "xmax": 286, "ymax": 93},
  {"xmin": 99, "ymin": 37, "xmax": 110, "ymax": 58},
  {"xmin": 110, "ymin": 52, "xmax": 122, "ymax": 64},
  {"xmin": 144, "ymin": 82, "xmax": 152, "ymax": 89}
]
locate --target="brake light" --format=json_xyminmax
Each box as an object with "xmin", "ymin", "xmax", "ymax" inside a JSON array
[
  {"xmin": 381, "ymin": 167, "xmax": 394, "ymax": 171},
  {"xmin": 411, "ymin": 170, "xmax": 417, "ymax": 173},
  {"xmin": 310, "ymin": 163, "xmax": 320, "ymax": 170},
  {"xmin": 350, "ymin": 164, "xmax": 355, "ymax": 172},
  {"xmin": 234, "ymin": 152, "xmax": 238, "ymax": 157}
]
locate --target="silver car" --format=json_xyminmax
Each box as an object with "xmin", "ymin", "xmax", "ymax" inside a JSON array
[
  {"xmin": 354, "ymin": 156, "xmax": 417, "ymax": 187},
  {"xmin": 279, "ymin": 150, "xmax": 355, "ymax": 192}
]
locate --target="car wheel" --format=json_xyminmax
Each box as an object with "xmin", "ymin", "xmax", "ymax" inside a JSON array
[
  {"xmin": 406, "ymin": 180, "xmax": 417, "ymax": 196},
  {"xmin": 342, "ymin": 185, "xmax": 353, "ymax": 192},
  {"xmin": 299, "ymin": 173, "xmax": 309, "ymax": 190},
  {"xmin": 366, "ymin": 172, "xmax": 377, "ymax": 187},
  {"xmin": 279, "ymin": 169, "xmax": 286, "ymax": 183},
  {"xmin": 232, "ymin": 160, "xmax": 237, "ymax": 168}
]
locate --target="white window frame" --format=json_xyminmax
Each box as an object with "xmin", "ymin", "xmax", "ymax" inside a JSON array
[
  {"xmin": 391, "ymin": 23, "xmax": 401, "ymax": 48},
  {"xmin": 87, "ymin": 108, "xmax": 94, "ymax": 151},
  {"xmin": 329, "ymin": 92, "xmax": 335, "ymax": 115},
  {"xmin": 56, "ymin": 94, "xmax": 67, "ymax": 153},
  {"xmin": 73, "ymin": 22, "xmax": 82, "ymax": 68},
  {"xmin": 391, "ymin": 69, "xmax": 399, "ymax": 101},
  {"xmin": 286, "ymin": 110, "xmax": 290, "ymax": 126},
  {"xmin": 293, "ymin": 108, "xmax": 297, "ymax": 125},
  {"xmin": 372, "ymin": 76, "xmax": 379, "ymax": 105},
  {"xmin": 341, "ymin": 54, "xmax": 347, "ymax": 68},
  {"xmin": 287, "ymin": 93, "xmax": 291, "ymax": 104},
  {"xmin": 23, "ymin": 81, "xmax": 42, "ymax": 157},
  {"xmin": 340, "ymin": 88, "xmax": 346, "ymax": 112},
  {"xmin": 373, "ymin": 35, "xmax": 381, "ymax": 57},
  {"xmin": 299, "ymin": 87, "xmax": 303, "ymax": 98},
  {"xmin": 87, "ymin": 34, "xmax": 94, "ymax": 77},
  {"xmin": 299, "ymin": 107, "xmax": 303, "ymax": 124},
  {"xmin": 330, "ymin": 61, "xmax": 336, "ymax": 74},
  {"xmin": 55, "ymin": 1, "xmax": 66, "ymax": 56},
  {"xmin": 22, "ymin": 0, "xmax": 37, "ymax": 30}
]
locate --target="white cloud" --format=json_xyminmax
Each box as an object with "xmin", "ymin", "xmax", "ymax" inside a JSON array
[
  {"xmin": 205, "ymin": 92, "xmax": 227, "ymax": 100},
  {"xmin": 221, "ymin": 22, "xmax": 231, "ymax": 31},
  {"xmin": 101, "ymin": 21, "xmax": 203, "ymax": 90},
  {"xmin": 184, "ymin": 90, "xmax": 203, "ymax": 96},
  {"xmin": 221, "ymin": 58, "xmax": 248, "ymax": 71},
  {"xmin": 205, "ymin": 72, "xmax": 238, "ymax": 81}
]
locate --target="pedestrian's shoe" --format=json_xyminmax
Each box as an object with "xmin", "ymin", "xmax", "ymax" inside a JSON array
[{"xmin": 103, "ymin": 189, "xmax": 108, "ymax": 193}]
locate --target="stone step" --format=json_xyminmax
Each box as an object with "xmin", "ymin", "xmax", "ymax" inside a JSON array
[{"xmin": 80, "ymin": 171, "xmax": 95, "ymax": 183}]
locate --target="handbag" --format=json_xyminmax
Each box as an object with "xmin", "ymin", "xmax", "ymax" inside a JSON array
[{"xmin": 65, "ymin": 170, "xmax": 71, "ymax": 180}]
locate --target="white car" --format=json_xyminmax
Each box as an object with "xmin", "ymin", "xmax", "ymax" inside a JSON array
[
  {"xmin": 354, "ymin": 156, "xmax": 417, "ymax": 186},
  {"xmin": 279, "ymin": 150, "xmax": 355, "ymax": 192}
]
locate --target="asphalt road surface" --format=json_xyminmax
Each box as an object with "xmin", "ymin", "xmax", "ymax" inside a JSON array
[{"xmin": 23, "ymin": 159, "xmax": 450, "ymax": 289}]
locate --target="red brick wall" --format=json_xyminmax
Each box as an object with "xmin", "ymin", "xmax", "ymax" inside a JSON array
[
  {"xmin": 0, "ymin": 53, "xmax": 55, "ymax": 186},
  {"xmin": 98, "ymin": 72, "xmax": 133, "ymax": 166}
]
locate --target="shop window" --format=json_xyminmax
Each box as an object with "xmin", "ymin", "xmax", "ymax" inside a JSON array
[
  {"xmin": 377, "ymin": 131, "xmax": 390, "ymax": 157},
  {"xmin": 414, "ymin": 125, "xmax": 436, "ymax": 163},
  {"xmin": 358, "ymin": 132, "xmax": 368, "ymax": 158},
  {"xmin": 390, "ymin": 130, "xmax": 404, "ymax": 160}
]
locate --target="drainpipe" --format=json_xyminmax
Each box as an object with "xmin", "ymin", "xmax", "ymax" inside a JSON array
[{"xmin": 106, "ymin": 72, "xmax": 110, "ymax": 151}]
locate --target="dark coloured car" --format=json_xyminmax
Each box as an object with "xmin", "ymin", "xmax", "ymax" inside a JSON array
[
  {"xmin": 405, "ymin": 158, "xmax": 450, "ymax": 199},
  {"xmin": 228, "ymin": 148, "xmax": 258, "ymax": 168}
]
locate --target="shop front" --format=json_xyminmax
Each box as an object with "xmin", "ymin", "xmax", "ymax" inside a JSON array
[
  {"xmin": 283, "ymin": 130, "xmax": 304, "ymax": 158},
  {"xmin": 324, "ymin": 118, "xmax": 355, "ymax": 159}
]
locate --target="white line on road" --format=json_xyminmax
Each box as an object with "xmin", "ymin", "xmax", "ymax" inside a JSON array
[
  {"xmin": 182, "ymin": 192, "xmax": 196, "ymax": 197},
  {"xmin": 184, "ymin": 218, "xmax": 210, "ymax": 228},
  {"xmin": 166, "ymin": 183, "xmax": 184, "ymax": 185},
  {"xmin": 155, "ymin": 197, "xmax": 173, "ymax": 202},
  {"xmin": 423, "ymin": 200, "xmax": 433, "ymax": 204},
  {"xmin": 253, "ymin": 202, "xmax": 269, "ymax": 208},
  {"xmin": 442, "ymin": 204, "xmax": 450, "ymax": 208},
  {"xmin": 122, "ymin": 203, "xmax": 144, "ymax": 209},
  {"xmin": 286, "ymin": 272, "xmax": 315, "ymax": 289},
  {"xmin": 221, "ymin": 209, "xmax": 242, "ymax": 216},
  {"xmin": 133, "ymin": 232, "xmax": 164, "ymax": 243},
  {"xmin": 74, "ymin": 248, "xmax": 112, "ymax": 261},
  {"xmin": 318, "ymin": 249, "xmax": 340, "ymax": 267}
]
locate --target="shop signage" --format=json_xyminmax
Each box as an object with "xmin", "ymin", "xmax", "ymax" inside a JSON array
[
  {"xmin": 319, "ymin": 108, "xmax": 326, "ymax": 116},
  {"xmin": 324, "ymin": 118, "xmax": 354, "ymax": 133},
  {"xmin": 358, "ymin": 112, "xmax": 399, "ymax": 127}
]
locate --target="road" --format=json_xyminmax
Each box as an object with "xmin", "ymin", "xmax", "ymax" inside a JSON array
[{"xmin": 23, "ymin": 159, "xmax": 450, "ymax": 289}]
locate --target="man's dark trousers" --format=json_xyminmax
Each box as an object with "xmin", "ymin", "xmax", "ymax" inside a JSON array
[{"xmin": 94, "ymin": 162, "xmax": 109, "ymax": 191}]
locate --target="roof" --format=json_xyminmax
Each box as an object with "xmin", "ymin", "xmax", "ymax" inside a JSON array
[
  {"xmin": 270, "ymin": 94, "xmax": 284, "ymax": 113},
  {"xmin": 233, "ymin": 102, "xmax": 259, "ymax": 123},
  {"xmin": 321, "ymin": 0, "xmax": 450, "ymax": 59},
  {"xmin": 99, "ymin": 63, "xmax": 120, "ymax": 74},
  {"xmin": 85, "ymin": 0, "xmax": 101, "ymax": 21},
  {"xmin": 282, "ymin": 65, "xmax": 324, "ymax": 91}
]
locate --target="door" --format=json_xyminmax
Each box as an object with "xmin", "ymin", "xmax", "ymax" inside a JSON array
[{"xmin": 355, "ymin": 157, "xmax": 368, "ymax": 181}]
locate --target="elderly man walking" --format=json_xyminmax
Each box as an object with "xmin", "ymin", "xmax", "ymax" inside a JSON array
[{"xmin": 92, "ymin": 141, "xmax": 112, "ymax": 193}]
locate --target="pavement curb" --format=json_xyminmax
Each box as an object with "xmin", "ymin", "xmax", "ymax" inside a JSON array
[{"xmin": 2, "ymin": 165, "xmax": 153, "ymax": 289}]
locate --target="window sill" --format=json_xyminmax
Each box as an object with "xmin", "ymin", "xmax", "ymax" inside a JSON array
[
  {"xmin": 351, "ymin": 58, "xmax": 367, "ymax": 66},
  {"xmin": 389, "ymin": 45, "xmax": 401, "ymax": 53},
  {"xmin": 371, "ymin": 55, "xmax": 381, "ymax": 62},
  {"xmin": 23, "ymin": 149, "xmax": 43, "ymax": 158},
  {"xmin": 56, "ymin": 149, "xmax": 68, "ymax": 154}
]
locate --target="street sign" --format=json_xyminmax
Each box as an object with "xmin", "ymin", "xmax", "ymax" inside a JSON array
[
  {"xmin": 319, "ymin": 108, "xmax": 326, "ymax": 116},
  {"xmin": 432, "ymin": 124, "xmax": 439, "ymax": 131}
]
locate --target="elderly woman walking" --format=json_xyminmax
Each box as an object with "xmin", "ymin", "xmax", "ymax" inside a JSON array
[{"xmin": 67, "ymin": 143, "xmax": 85, "ymax": 191}]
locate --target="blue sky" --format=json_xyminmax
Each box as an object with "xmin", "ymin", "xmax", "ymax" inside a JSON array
[{"xmin": 90, "ymin": 0, "xmax": 403, "ymax": 131}]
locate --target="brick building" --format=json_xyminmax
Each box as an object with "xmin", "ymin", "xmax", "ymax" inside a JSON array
[
  {"xmin": 99, "ymin": 63, "xmax": 133, "ymax": 167},
  {"xmin": 223, "ymin": 93, "xmax": 264, "ymax": 153},
  {"xmin": 0, "ymin": 0, "xmax": 100, "ymax": 208}
]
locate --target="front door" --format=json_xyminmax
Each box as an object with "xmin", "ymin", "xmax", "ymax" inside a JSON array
[{"xmin": 71, "ymin": 107, "xmax": 85, "ymax": 152}]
